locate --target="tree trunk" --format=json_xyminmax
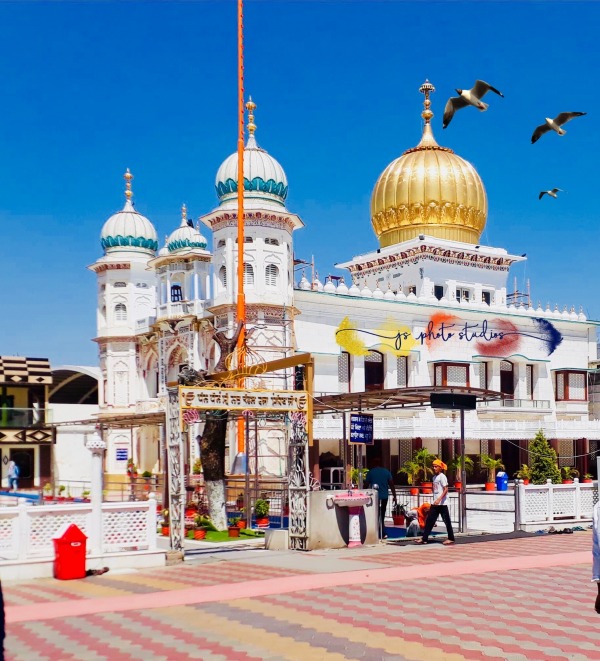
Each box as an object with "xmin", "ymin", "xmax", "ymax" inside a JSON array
[{"xmin": 200, "ymin": 410, "xmax": 228, "ymax": 530}]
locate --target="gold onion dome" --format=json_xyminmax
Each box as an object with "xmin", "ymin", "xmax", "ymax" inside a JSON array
[{"xmin": 371, "ymin": 80, "xmax": 487, "ymax": 248}]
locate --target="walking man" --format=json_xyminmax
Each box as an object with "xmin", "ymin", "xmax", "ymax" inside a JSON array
[
  {"xmin": 7, "ymin": 460, "xmax": 18, "ymax": 491},
  {"xmin": 416, "ymin": 458, "xmax": 455, "ymax": 545},
  {"xmin": 365, "ymin": 457, "xmax": 397, "ymax": 540}
]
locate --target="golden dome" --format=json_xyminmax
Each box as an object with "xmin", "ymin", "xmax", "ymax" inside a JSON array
[{"xmin": 371, "ymin": 81, "xmax": 487, "ymax": 248}]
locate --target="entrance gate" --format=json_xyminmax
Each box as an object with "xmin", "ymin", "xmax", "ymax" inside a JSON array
[{"xmin": 165, "ymin": 354, "xmax": 314, "ymax": 552}]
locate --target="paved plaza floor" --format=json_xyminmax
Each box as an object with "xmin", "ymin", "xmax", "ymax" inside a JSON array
[{"xmin": 3, "ymin": 531, "xmax": 598, "ymax": 660}]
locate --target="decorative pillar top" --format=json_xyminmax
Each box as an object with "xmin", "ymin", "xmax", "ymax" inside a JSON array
[{"xmin": 86, "ymin": 430, "xmax": 107, "ymax": 454}]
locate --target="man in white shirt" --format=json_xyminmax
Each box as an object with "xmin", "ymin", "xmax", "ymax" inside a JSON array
[{"xmin": 415, "ymin": 459, "xmax": 455, "ymax": 545}]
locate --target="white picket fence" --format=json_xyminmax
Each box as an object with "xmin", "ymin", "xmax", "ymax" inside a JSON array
[
  {"xmin": 517, "ymin": 479, "xmax": 597, "ymax": 528},
  {"xmin": 0, "ymin": 496, "xmax": 157, "ymax": 563}
]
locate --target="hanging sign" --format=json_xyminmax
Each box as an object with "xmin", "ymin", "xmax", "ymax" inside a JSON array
[
  {"xmin": 179, "ymin": 387, "xmax": 308, "ymax": 413},
  {"xmin": 115, "ymin": 448, "xmax": 128, "ymax": 461},
  {"xmin": 349, "ymin": 413, "xmax": 374, "ymax": 445}
]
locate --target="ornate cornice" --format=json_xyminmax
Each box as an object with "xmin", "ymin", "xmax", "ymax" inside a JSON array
[
  {"xmin": 202, "ymin": 210, "xmax": 298, "ymax": 233},
  {"xmin": 348, "ymin": 242, "xmax": 515, "ymax": 275},
  {"xmin": 93, "ymin": 335, "xmax": 137, "ymax": 344},
  {"xmin": 89, "ymin": 263, "xmax": 131, "ymax": 273}
]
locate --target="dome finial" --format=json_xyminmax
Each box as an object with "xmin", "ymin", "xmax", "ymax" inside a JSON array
[
  {"xmin": 419, "ymin": 80, "xmax": 435, "ymax": 124},
  {"xmin": 181, "ymin": 203, "xmax": 187, "ymax": 226},
  {"xmin": 124, "ymin": 168, "xmax": 133, "ymax": 202},
  {"xmin": 246, "ymin": 96, "xmax": 256, "ymax": 135}
]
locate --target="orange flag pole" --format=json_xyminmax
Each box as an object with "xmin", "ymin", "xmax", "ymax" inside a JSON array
[{"xmin": 236, "ymin": 0, "xmax": 246, "ymax": 456}]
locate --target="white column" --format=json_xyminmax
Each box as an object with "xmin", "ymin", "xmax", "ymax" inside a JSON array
[{"xmin": 86, "ymin": 431, "xmax": 107, "ymax": 555}]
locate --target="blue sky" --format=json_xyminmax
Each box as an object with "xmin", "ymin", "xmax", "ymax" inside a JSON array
[{"xmin": 0, "ymin": 1, "xmax": 598, "ymax": 365}]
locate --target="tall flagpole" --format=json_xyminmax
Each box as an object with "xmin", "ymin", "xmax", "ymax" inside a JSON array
[{"xmin": 236, "ymin": 0, "xmax": 246, "ymax": 458}]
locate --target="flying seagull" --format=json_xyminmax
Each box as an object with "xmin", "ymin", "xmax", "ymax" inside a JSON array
[
  {"xmin": 443, "ymin": 80, "xmax": 504, "ymax": 129},
  {"xmin": 531, "ymin": 112, "xmax": 586, "ymax": 144},
  {"xmin": 539, "ymin": 188, "xmax": 563, "ymax": 200}
]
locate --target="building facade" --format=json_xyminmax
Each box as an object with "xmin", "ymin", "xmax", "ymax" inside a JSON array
[{"xmin": 90, "ymin": 84, "xmax": 600, "ymax": 484}]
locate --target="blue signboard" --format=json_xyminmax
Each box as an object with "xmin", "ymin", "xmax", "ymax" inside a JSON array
[
  {"xmin": 115, "ymin": 448, "xmax": 128, "ymax": 462},
  {"xmin": 349, "ymin": 413, "xmax": 374, "ymax": 445}
]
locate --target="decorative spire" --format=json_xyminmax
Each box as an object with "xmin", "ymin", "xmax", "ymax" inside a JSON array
[
  {"xmin": 246, "ymin": 96, "xmax": 256, "ymax": 134},
  {"xmin": 245, "ymin": 96, "xmax": 257, "ymax": 148},
  {"xmin": 419, "ymin": 80, "xmax": 435, "ymax": 124},
  {"xmin": 181, "ymin": 203, "xmax": 187, "ymax": 226},
  {"xmin": 404, "ymin": 80, "xmax": 450, "ymax": 154},
  {"xmin": 124, "ymin": 168, "xmax": 133, "ymax": 202}
]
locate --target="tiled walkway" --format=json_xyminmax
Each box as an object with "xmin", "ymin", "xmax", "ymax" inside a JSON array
[{"xmin": 4, "ymin": 532, "xmax": 598, "ymax": 660}]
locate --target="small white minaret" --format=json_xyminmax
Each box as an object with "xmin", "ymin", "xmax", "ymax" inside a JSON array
[
  {"xmin": 200, "ymin": 99, "xmax": 305, "ymax": 477},
  {"xmin": 148, "ymin": 204, "xmax": 212, "ymax": 393},
  {"xmin": 89, "ymin": 169, "xmax": 158, "ymax": 475}
]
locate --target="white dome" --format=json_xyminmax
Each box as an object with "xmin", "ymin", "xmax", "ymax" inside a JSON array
[
  {"xmin": 101, "ymin": 199, "xmax": 158, "ymax": 256},
  {"xmin": 167, "ymin": 206, "xmax": 208, "ymax": 253},
  {"xmin": 215, "ymin": 102, "xmax": 288, "ymax": 210},
  {"xmin": 100, "ymin": 170, "xmax": 158, "ymax": 256}
]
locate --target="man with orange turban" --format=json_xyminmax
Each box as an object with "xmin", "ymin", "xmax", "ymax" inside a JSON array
[{"xmin": 416, "ymin": 458, "xmax": 455, "ymax": 545}]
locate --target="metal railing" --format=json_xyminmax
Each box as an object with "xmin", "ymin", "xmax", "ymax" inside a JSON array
[
  {"xmin": 0, "ymin": 407, "xmax": 51, "ymax": 428},
  {"xmin": 478, "ymin": 399, "xmax": 551, "ymax": 410}
]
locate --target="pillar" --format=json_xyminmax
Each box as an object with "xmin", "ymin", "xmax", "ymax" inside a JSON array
[{"xmin": 86, "ymin": 430, "xmax": 107, "ymax": 556}]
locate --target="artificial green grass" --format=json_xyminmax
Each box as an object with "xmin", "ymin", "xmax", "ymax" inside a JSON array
[{"xmin": 198, "ymin": 528, "xmax": 266, "ymax": 543}]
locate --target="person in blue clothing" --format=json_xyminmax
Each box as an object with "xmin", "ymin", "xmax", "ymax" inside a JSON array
[
  {"xmin": 7, "ymin": 461, "xmax": 19, "ymax": 491},
  {"xmin": 364, "ymin": 457, "xmax": 397, "ymax": 540}
]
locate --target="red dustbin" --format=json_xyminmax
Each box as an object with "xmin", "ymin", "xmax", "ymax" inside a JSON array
[{"xmin": 53, "ymin": 523, "xmax": 87, "ymax": 580}]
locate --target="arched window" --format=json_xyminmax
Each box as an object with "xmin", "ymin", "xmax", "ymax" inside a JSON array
[
  {"xmin": 265, "ymin": 264, "xmax": 279, "ymax": 287},
  {"xmin": 243, "ymin": 263, "xmax": 254, "ymax": 286},
  {"xmin": 171, "ymin": 284, "xmax": 183, "ymax": 302},
  {"xmin": 114, "ymin": 303, "xmax": 127, "ymax": 321},
  {"xmin": 219, "ymin": 266, "xmax": 227, "ymax": 289},
  {"xmin": 365, "ymin": 350, "xmax": 384, "ymax": 391}
]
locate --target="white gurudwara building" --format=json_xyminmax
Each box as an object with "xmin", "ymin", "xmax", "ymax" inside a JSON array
[{"xmin": 89, "ymin": 83, "xmax": 600, "ymax": 486}]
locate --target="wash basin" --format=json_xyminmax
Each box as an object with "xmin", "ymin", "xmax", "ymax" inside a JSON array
[{"xmin": 332, "ymin": 492, "xmax": 371, "ymax": 508}]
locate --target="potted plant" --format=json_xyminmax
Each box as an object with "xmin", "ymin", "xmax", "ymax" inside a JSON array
[
  {"xmin": 81, "ymin": 489, "xmax": 91, "ymax": 502},
  {"xmin": 350, "ymin": 467, "xmax": 368, "ymax": 487},
  {"xmin": 413, "ymin": 448, "xmax": 435, "ymax": 493},
  {"xmin": 193, "ymin": 515, "xmax": 208, "ymax": 540},
  {"xmin": 448, "ymin": 455, "xmax": 475, "ymax": 490},
  {"xmin": 57, "ymin": 484, "xmax": 66, "ymax": 501},
  {"xmin": 235, "ymin": 491, "xmax": 245, "ymax": 510},
  {"xmin": 43, "ymin": 482, "xmax": 53, "ymax": 502},
  {"xmin": 514, "ymin": 464, "xmax": 532, "ymax": 485},
  {"xmin": 126, "ymin": 458, "xmax": 137, "ymax": 479},
  {"xmin": 254, "ymin": 498, "xmax": 270, "ymax": 528},
  {"xmin": 161, "ymin": 509, "xmax": 170, "ymax": 536},
  {"xmin": 561, "ymin": 466, "xmax": 579, "ymax": 484},
  {"xmin": 398, "ymin": 459, "xmax": 420, "ymax": 495},
  {"xmin": 392, "ymin": 502, "xmax": 408, "ymax": 526},
  {"xmin": 192, "ymin": 458, "xmax": 202, "ymax": 475},
  {"xmin": 480, "ymin": 455, "xmax": 505, "ymax": 491},
  {"xmin": 582, "ymin": 473, "xmax": 594, "ymax": 484},
  {"xmin": 228, "ymin": 516, "xmax": 242, "ymax": 537}
]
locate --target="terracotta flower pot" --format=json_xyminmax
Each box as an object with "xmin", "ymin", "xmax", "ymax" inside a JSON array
[
  {"xmin": 562, "ymin": 480, "xmax": 574, "ymax": 485},
  {"xmin": 454, "ymin": 481, "xmax": 463, "ymax": 490},
  {"xmin": 485, "ymin": 482, "xmax": 496, "ymax": 491},
  {"xmin": 583, "ymin": 479, "xmax": 593, "ymax": 483},
  {"xmin": 194, "ymin": 529, "xmax": 206, "ymax": 540},
  {"xmin": 522, "ymin": 479, "xmax": 530, "ymax": 485},
  {"xmin": 392, "ymin": 515, "xmax": 405, "ymax": 526},
  {"xmin": 237, "ymin": 520, "xmax": 246, "ymax": 529},
  {"xmin": 228, "ymin": 526, "xmax": 241, "ymax": 538},
  {"xmin": 421, "ymin": 482, "xmax": 433, "ymax": 494},
  {"xmin": 161, "ymin": 526, "xmax": 170, "ymax": 536},
  {"xmin": 409, "ymin": 487, "xmax": 419, "ymax": 496},
  {"xmin": 256, "ymin": 517, "xmax": 270, "ymax": 528}
]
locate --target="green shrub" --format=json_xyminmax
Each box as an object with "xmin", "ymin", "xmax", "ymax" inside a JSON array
[{"xmin": 529, "ymin": 430, "xmax": 561, "ymax": 484}]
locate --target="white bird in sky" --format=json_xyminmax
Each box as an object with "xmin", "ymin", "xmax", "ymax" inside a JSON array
[
  {"xmin": 443, "ymin": 80, "xmax": 504, "ymax": 128},
  {"xmin": 531, "ymin": 112, "xmax": 586, "ymax": 144},
  {"xmin": 539, "ymin": 188, "xmax": 564, "ymax": 200}
]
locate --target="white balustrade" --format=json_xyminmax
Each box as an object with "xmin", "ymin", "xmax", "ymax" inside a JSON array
[
  {"xmin": 0, "ymin": 497, "xmax": 157, "ymax": 563},
  {"xmin": 517, "ymin": 479, "xmax": 597, "ymax": 526}
]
